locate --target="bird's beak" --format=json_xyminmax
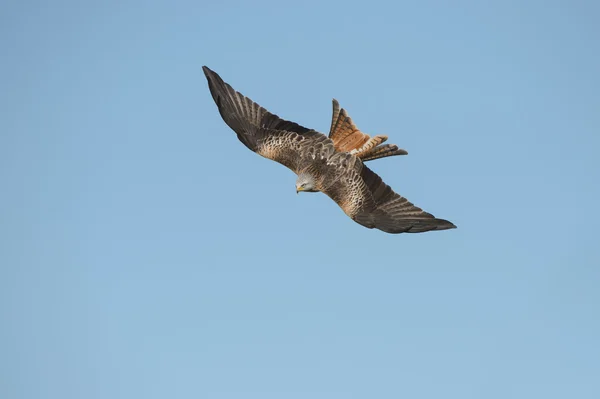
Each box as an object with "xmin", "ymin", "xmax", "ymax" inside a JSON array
[{"xmin": 296, "ymin": 187, "xmax": 302, "ymax": 194}]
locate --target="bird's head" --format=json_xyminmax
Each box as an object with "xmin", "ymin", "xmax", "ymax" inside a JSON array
[{"xmin": 296, "ymin": 173, "xmax": 317, "ymax": 194}]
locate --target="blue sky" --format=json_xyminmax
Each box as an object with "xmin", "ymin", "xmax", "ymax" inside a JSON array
[{"xmin": 1, "ymin": 0, "xmax": 599, "ymax": 398}]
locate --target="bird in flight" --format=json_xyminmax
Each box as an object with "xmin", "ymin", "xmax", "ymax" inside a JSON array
[{"xmin": 203, "ymin": 66, "xmax": 456, "ymax": 234}]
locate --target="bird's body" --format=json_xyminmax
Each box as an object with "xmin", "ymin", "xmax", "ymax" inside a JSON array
[{"xmin": 203, "ymin": 66, "xmax": 456, "ymax": 233}]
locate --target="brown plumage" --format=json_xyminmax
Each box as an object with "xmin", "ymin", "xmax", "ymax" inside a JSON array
[
  {"xmin": 203, "ymin": 66, "xmax": 456, "ymax": 234},
  {"xmin": 329, "ymin": 99, "xmax": 408, "ymax": 161}
]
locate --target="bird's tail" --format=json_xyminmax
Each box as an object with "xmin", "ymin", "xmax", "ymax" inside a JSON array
[
  {"xmin": 358, "ymin": 144, "xmax": 408, "ymax": 162},
  {"xmin": 329, "ymin": 99, "xmax": 407, "ymax": 162}
]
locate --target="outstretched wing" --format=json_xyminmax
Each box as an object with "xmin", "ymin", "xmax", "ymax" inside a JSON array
[
  {"xmin": 203, "ymin": 66, "xmax": 334, "ymax": 173},
  {"xmin": 329, "ymin": 99, "xmax": 408, "ymax": 162},
  {"xmin": 321, "ymin": 153, "xmax": 456, "ymax": 233}
]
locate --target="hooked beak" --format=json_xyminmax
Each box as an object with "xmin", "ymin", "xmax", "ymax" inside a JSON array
[{"xmin": 296, "ymin": 187, "xmax": 303, "ymax": 194}]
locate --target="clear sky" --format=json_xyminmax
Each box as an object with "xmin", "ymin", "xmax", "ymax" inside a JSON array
[{"xmin": 1, "ymin": 0, "xmax": 599, "ymax": 398}]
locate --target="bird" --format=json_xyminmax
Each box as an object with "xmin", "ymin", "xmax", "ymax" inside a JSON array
[{"xmin": 202, "ymin": 66, "xmax": 456, "ymax": 234}]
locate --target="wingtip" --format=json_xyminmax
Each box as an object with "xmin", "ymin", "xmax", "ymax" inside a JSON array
[
  {"xmin": 439, "ymin": 220, "xmax": 457, "ymax": 230},
  {"xmin": 202, "ymin": 66, "xmax": 226, "ymax": 90},
  {"xmin": 202, "ymin": 65, "xmax": 216, "ymax": 79}
]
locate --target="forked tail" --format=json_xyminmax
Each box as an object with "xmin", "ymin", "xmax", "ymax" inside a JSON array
[{"xmin": 328, "ymin": 99, "xmax": 407, "ymax": 162}]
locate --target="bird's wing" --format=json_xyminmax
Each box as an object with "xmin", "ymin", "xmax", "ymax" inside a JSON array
[
  {"xmin": 320, "ymin": 153, "xmax": 456, "ymax": 233},
  {"xmin": 203, "ymin": 66, "xmax": 334, "ymax": 173},
  {"xmin": 329, "ymin": 99, "xmax": 407, "ymax": 161}
]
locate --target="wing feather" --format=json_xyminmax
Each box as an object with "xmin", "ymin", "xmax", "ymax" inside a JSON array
[
  {"xmin": 203, "ymin": 66, "xmax": 333, "ymax": 173},
  {"xmin": 321, "ymin": 155, "xmax": 456, "ymax": 234}
]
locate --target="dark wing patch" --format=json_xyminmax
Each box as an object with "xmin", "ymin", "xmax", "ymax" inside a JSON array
[{"xmin": 203, "ymin": 66, "xmax": 333, "ymax": 173}]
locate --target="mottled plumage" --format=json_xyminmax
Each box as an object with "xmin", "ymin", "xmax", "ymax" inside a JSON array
[{"xmin": 203, "ymin": 66, "xmax": 456, "ymax": 233}]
